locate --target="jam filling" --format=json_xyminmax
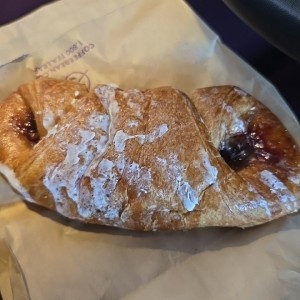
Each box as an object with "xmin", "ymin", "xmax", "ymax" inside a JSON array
[
  {"xmin": 219, "ymin": 129, "xmax": 282, "ymax": 171},
  {"xmin": 13, "ymin": 111, "xmax": 40, "ymax": 143},
  {"xmin": 219, "ymin": 133, "xmax": 255, "ymax": 171}
]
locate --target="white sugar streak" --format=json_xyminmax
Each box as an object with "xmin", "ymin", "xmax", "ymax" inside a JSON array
[
  {"xmin": 289, "ymin": 174, "xmax": 300, "ymax": 185},
  {"xmin": 43, "ymin": 112, "xmax": 109, "ymax": 215},
  {"xmin": 157, "ymin": 150, "xmax": 218, "ymax": 212},
  {"xmin": 86, "ymin": 153, "xmax": 153, "ymax": 220},
  {"xmin": 43, "ymin": 110, "xmax": 55, "ymax": 131},
  {"xmin": 260, "ymin": 170, "xmax": 298, "ymax": 211},
  {"xmin": 235, "ymin": 184, "xmax": 272, "ymax": 218},
  {"xmin": 225, "ymin": 105, "xmax": 245, "ymax": 134},
  {"xmin": 114, "ymin": 124, "xmax": 169, "ymax": 153},
  {"xmin": 125, "ymin": 162, "xmax": 152, "ymax": 195},
  {"xmin": 91, "ymin": 158, "xmax": 119, "ymax": 216}
]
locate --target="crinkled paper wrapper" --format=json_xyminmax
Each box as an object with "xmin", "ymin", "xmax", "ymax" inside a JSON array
[{"xmin": 0, "ymin": 0, "xmax": 299, "ymax": 299}]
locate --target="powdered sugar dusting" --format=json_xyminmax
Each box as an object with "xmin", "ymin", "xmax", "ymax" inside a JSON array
[
  {"xmin": 114, "ymin": 131, "xmax": 131, "ymax": 153},
  {"xmin": 261, "ymin": 170, "xmax": 286, "ymax": 191},
  {"xmin": 213, "ymin": 182, "xmax": 220, "ymax": 192},
  {"xmin": 157, "ymin": 151, "xmax": 218, "ymax": 212},
  {"xmin": 43, "ymin": 110, "xmax": 55, "ymax": 131},
  {"xmin": 127, "ymin": 99, "xmax": 143, "ymax": 117},
  {"xmin": 235, "ymin": 198, "xmax": 272, "ymax": 219},
  {"xmin": 235, "ymin": 184, "xmax": 272, "ymax": 218},
  {"xmin": 92, "ymin": 158, "xmax": 119, "ymax": 212},
  {"xmin": 45, "ymin": 129, "xmax": 95, "ymax": 202},
  {"xmin": 156, "ymin": 155, "xmax": 197, "ymax": 211},
  {"xmin": 79, "ymin": 155, "xmax": 122, "ymax": 220},
  {"xmin": 43, "ymin": 112, "xmax": 109, "ymax": 216},
  {"xmin": 178, "ymin": 181, "xmax": 198, "ymax": 211},
  {"xmin": 128, "ymin": 120, "xmax": 139, "ymax": 128},
  {"xmin": 95, "ymin": 84, "xmax": 119, "ymax": 116},
  {"xmin": 85, "ymin": 153, "xmax": 152, "ymax": 220},
  {"xmin": 260, "ymin": 170, "xmax": 298, "ymax": 211},
  {"xmin": 114, "ymin": 124, "xmax": 169, "ymax": 153},
  {"xmin": 94, "ymin": 114, "xmax": 110, "ymax": 133},
  {"xmin": 94, "ymin": 85, "xmax": 120, "ymax": 143},
  {"xmin": 289, "ymin": 174, "xmax": 300, "ymax": 185},
  {"xmin": 225, "ymin": 105, "xmax": 245, "ymax": 134},
  {"xmin": 198, "ymin": 150, "xmax": 218, "ymax": 184},
  {"xmin": 124, "ymin": 162, "xmax": 152, "ymax": 196}
]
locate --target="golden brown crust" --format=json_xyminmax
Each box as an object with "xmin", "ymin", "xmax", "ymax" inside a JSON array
[
  {"xmin": 0, "ymin": 78, "xmax": 299, "ymax": 230},
  {"xmin": 18, "ymin": 77, "xmax": 89, "ymax": 137},
  {"xmin": 191, "ymin": 86, "xmax": 300, "ymax": 225}
]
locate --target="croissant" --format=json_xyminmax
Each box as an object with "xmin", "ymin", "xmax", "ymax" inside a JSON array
[{"xmin": 0, "ymin": 77, "xmax": 299, "ymax": 230}]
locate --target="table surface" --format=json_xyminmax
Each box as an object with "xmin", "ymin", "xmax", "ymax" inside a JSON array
[{"xmin": 1, "ymin": 0, "xmax": 299, "ymax": 119}]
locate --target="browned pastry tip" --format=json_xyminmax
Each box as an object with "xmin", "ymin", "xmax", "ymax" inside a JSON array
[
  {"xmin": 18, "ymin": 77, "xmax": 89, "ymax": 137},
  {"xmin": 191, "ymin": 86, "xmax": 300, "ymax": 224},
  {"xmin": 0, "ymin": 78, "xmax": 299, "ymax": 230}
]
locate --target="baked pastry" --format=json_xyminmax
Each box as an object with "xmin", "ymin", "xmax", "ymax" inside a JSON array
[{"xmin": 0, "ymin": 77, "xmax": 299, "ymax": 230}]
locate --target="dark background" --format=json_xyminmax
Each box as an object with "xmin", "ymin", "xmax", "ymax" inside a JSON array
[{"xmin": 0, "ymin": 0, "xmax": 299, "ymax": 119}]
